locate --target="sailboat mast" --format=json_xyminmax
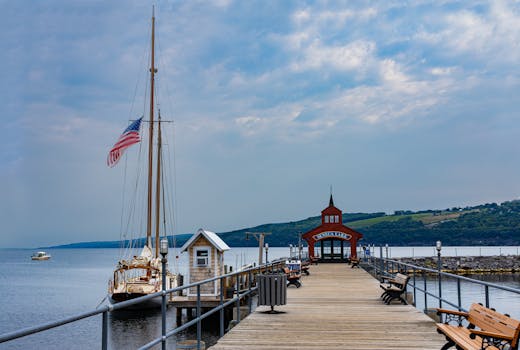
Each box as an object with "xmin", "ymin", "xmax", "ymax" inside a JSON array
[
  {"xmin": 154, "ymin": 113, "xmax": 162, "ymax": 258},
  {"xmin": 146, "ymin": 8, "xmax": 156, "ymax": 248}
]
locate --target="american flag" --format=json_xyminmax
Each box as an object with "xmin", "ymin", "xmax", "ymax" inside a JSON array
[{"xmin": 107, "ymin": 117, "xmax": 143, "ymax": 167}]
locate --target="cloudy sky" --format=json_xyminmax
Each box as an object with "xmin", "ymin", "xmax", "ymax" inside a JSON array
[{"xmin": 1, "ymin": 0, "xmax": 519, "ymax": 248}]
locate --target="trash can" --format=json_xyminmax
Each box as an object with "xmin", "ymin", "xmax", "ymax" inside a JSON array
[{"xmin": 257, "ymin": 273, "xmax": 287, "ymax": 311}]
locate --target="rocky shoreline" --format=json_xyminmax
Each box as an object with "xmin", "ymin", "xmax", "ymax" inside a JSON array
[{"xmin": 393, "ymin": 255, "xmax": 520, "ymax": 274}]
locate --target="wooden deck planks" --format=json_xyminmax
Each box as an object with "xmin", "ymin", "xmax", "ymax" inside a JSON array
[{"xmin": 209, "ymin": 264, "xmax": 446, "ymax": 349}]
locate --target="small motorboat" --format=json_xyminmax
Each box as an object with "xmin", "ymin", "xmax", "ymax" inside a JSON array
[{"xmin": 31, "ymin": 251, "xmax": 51, "ymax": 260}]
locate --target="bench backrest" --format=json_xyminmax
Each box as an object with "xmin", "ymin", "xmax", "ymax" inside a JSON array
[
  {"xmin": 468, "ymin": 303, "xmax": 520, "ymax": 347},
  {"xmin": 394, "ymin": 273, "xmax": 409, "ymax": 287}
]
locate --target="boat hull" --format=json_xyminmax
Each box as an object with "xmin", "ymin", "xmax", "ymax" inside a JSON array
[
  {"xmin": 109, "ymin": 293, "xmax": 162, "ymax": 309},
  {"xmin": 31, "ymin": 256, "xmax": 50, "ymax": 260}
]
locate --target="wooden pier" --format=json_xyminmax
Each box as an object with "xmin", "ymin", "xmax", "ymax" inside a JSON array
[{"xmin": 209, "ymin": 263, "xmax": 446, "ymax": 349}]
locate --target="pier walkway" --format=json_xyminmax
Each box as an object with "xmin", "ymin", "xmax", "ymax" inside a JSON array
[{"xmin": 209, "ymin": 264, "xmax": 446, "ymax": 349}]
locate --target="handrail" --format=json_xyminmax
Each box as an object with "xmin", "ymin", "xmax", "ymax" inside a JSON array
[
  {"xmin": 0, "ymin": 307, "xmax": 109, "ymax": 343},
  {"xmin": 362, "ymin": 256, "xmax": 520, "ymax": 313},
  {"xmin": 0, "ymin": 259, "xmax": 286, "ymax": 348}
]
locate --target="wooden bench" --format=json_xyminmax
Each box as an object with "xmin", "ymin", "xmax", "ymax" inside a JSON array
[
  {"xmin": 309, "ymin": 255, "xmax": 319, "ymax": 265},
  {"xmin": 350, "ymin": 257, "xmax": 360, "ymax": 268},
  {"xmin": 379, "ymin": 273, "xmax": 409, "ymax": 304},
  {"xmin": 436, "ymin": 303, "xmax": 520, "ymax": 350},
  {"xmin": 283, "ymin": 267, "xmax": 302, "ymax": 288},
  {"xmin": 301, "ymin": 260, "xmax": 310, "ymax": 275}
]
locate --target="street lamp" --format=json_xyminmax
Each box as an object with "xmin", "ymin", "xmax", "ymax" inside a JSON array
[
  {"xmin": 384, "ymin": 244, "xmax": 389, "ymax": 274},
  {"xmin": 436, "ymin": 240, "xmax": 442, "ymax": 308},
  {"xmin": 298, "ymin": 232, "xmax": 302, "ymax": 260},
  {"xmin": 265, "ymin": 243, "xmax": 269, "ymax": 264},
  {"xmin": 159, "ymin": 238, "xmax": 168, "ymax": 350}
]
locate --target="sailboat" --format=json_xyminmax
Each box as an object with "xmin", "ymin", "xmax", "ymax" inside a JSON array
[{"xmin": 107, "ymin": 9, "xmax": 178, "ymax": 307}]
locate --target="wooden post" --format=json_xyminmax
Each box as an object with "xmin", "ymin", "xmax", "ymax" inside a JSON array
[
  {"xmin": 176, "ymin": 308, "xmax": 182, "ymax": 326},
  {"xmin": 245, "ymin": 232, "xmax": 271, "ymax": 266}
]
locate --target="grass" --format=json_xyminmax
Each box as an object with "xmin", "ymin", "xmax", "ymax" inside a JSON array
[{"xmin": 346, "ymin": 211, "xmax": 471, "ymax": 229}]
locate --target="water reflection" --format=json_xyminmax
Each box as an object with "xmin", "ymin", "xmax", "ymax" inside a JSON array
[
  {"xmin": 110, "ymin": 308, "xmax": 166, "ymax": 349},
  {"xmin": 109, "ymin": 307, "xmax": 220, "ymax": 349}
]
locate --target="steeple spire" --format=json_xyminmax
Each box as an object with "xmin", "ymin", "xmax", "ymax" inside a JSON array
[{"xmin": 329, "ymin": 193, "xmax": 334, "ymax": 207}]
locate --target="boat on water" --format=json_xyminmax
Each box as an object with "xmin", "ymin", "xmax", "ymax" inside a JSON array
[
  {"xmin": 31, "ymin": 251, "xmax": 51, "ymax": 260},
  {"xmin": 107, "ymin": 9, "xmax": 179, "ymax": 308}
]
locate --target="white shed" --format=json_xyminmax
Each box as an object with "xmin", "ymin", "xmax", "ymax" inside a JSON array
[{"xmin": 181, "ymin": 228, "xmax": 230, "ymax": 297}]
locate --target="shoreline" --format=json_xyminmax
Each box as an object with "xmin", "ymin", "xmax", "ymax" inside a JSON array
[{"xmin": 393, "ymin": 255, "xmax": 520, "ymax": 274}]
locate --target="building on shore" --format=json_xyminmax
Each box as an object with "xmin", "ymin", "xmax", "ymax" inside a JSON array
[{"xmin": 302, "ymin": 195, "xmax": 363, "ymax": 263}]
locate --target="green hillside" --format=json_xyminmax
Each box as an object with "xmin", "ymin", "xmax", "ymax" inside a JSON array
[
  {"xmin": 49, "ymin": 200, "xmax": 520, "ymax": 248},
  {"xmin": 217, "ymin": 200, "xmax": 520, "ymax": 247}
]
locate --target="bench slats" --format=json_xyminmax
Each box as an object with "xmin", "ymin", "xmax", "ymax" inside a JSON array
[
  {"xmin": 437, "ymin": 324, "xmax": 500, "ymax": 350},
  {"xmin": 437, "ymin": 303, "xmax": 520, "ymax": 350},
  {"xmin": 379, "ymin": 273, "xmax": 409, "ymax": 305},
  {"xmin": 468, "ymin": 304, "xmax": 520, "ymax": 342}
]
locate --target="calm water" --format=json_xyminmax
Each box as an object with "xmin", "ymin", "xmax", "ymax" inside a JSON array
[{"xmin": 1, "ymin": 247, "xmax": 520, "ymax": 349}]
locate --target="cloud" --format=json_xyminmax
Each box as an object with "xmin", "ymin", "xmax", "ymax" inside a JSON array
[
  {"xmin": 290, "ymin": 39, "xmax": 377, "ymax": 73},
  {"xmin": 2, "ymin": 1, "xmax": 520, "ymax": 247},
  {"xmin": 416, "ymin": 1, "xmax": 520, "ymax": 65}
]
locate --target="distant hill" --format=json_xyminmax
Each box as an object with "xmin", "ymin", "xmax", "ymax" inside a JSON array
[
  {"xmin": 46, "ymin": 234, "xmax": 193, "ymax": 249},
  {"xmin": 48, "ymin": 200, "xmax": 520, "ymax": 248}
]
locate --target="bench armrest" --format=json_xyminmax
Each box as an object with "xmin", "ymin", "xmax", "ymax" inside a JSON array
[
  {"xmin": 469, "ymin": 329, "xmax": 514, "ymax": 341},
  {"xmin": 380, "ymin": 276, "xmax": 395, "ymax": 283},
  {"xmin": 436, "ymin": 308, "xmax": 468, "ymax": 317},
  {"xmin": 436, "ymin": 308, "xmax": 469, "ymax": 326},
  {"xmin": 469, "ymin": 329, "xmax": 514, "ymax": 349}
]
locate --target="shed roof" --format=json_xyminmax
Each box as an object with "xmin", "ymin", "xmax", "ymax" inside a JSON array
[{"xmin": 180, "ymin": 228, "xmax": 231, "ymax": 253}]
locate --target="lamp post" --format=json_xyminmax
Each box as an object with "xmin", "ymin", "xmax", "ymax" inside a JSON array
[
  {"xmin": 265, "ymin": 243, "xmax": 269, "ymax": 264},
  {"xmin": 159, "ymin": 238, "xmax": 169, "ymax": 350},
  {"xmin": 298, "ymin": 232, "xmax": 302, "ymax": 260},
  {"xmin": 436, "ymin": 240, "xmax": 442, "ymax": 308},
  {"xmin": 289, "ymin": 244, "xmax": 293, "ymax": 258}
]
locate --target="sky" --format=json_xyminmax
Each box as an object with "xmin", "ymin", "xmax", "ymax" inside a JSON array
[{"xmin": 1, "ymin": 0, "xmax": 520, "ymax": 248}]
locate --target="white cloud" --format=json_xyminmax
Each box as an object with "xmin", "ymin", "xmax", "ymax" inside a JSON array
[
  {"xmin": 430, "ymin": 67, "xmax": 455, "ymax": 76},
  {"xmin": 290, "ymin": 39, "xmax": 376, "ymax": 73},
  {"xmin": 379, "ymin": 59, "xmax": 409, "ymax": 86},
  {"xmin": 417, "ymin": 1, "xmax": 520, "ymax": 64},
  {"xmin": 292, "ymin": 6, "xmax": 377, "ymax": 27}
]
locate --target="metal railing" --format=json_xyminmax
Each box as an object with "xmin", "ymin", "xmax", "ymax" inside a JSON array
[
  {"xmin": 362, "ymin": 256, "xmax": 520, "ymax": 314},
  {"xmin": 0, "ymin": 260, "xmax": 285, "ymax": 349}
]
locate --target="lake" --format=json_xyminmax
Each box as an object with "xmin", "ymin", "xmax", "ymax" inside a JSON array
[{"xmin": 1, "ymin": 246, "xmax": 519, "ymax": 349}]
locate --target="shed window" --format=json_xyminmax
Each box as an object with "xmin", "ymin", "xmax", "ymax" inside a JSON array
[
  {"xmin": 195, "ymin": 248, "xmax": 209, "ymax": 267},
  {"xmin": 324, "ymin": 216, "xmax": 329, "ymax": 223},
  {"xmin": 335, "ymin": 215, "xmax": 339, "ymax": 223}
]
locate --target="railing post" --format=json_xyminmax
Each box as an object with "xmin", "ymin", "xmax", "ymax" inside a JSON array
[
  {"xmin": 219, "ymin": 275, "xmax": 224, "ymax": 338},
  {"xmin": 412, "ymin": 267, "xmax": 417, "ymax": 307},
  {"xmin": 485, "ymin": 285, "xmax": 490, "ymax": 308},
  {"xmin": 423, "ymin": 271, "xmax": 428, "ymax": 313},
  {"xmin": 197, "ymin": 285, "xmax": 201, "ymax": 350},
  {"xmin": 248, "ymin": 270, "xmax": 252, "ymax": 314},
  {"xmin": 379, "ymin": 246, "xmax": 384, "ymax": 278},
  {"xmin": 438, "ymin": 251, "xmax": 442, "ymax": 308},
  {"xmin": 236, "ymin": 274, "xmax": 241, "ymax": 324},
  {"xmin": 102, "ymin": 310, "xmax": 108, "ymax": 350},
  {"xmin": 161, "ymin": 257, "xmax": 167, "ymax": 350},
  {"xmin": 457, "ymin": 278, "xmax": 462, "ymax": 311}
]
